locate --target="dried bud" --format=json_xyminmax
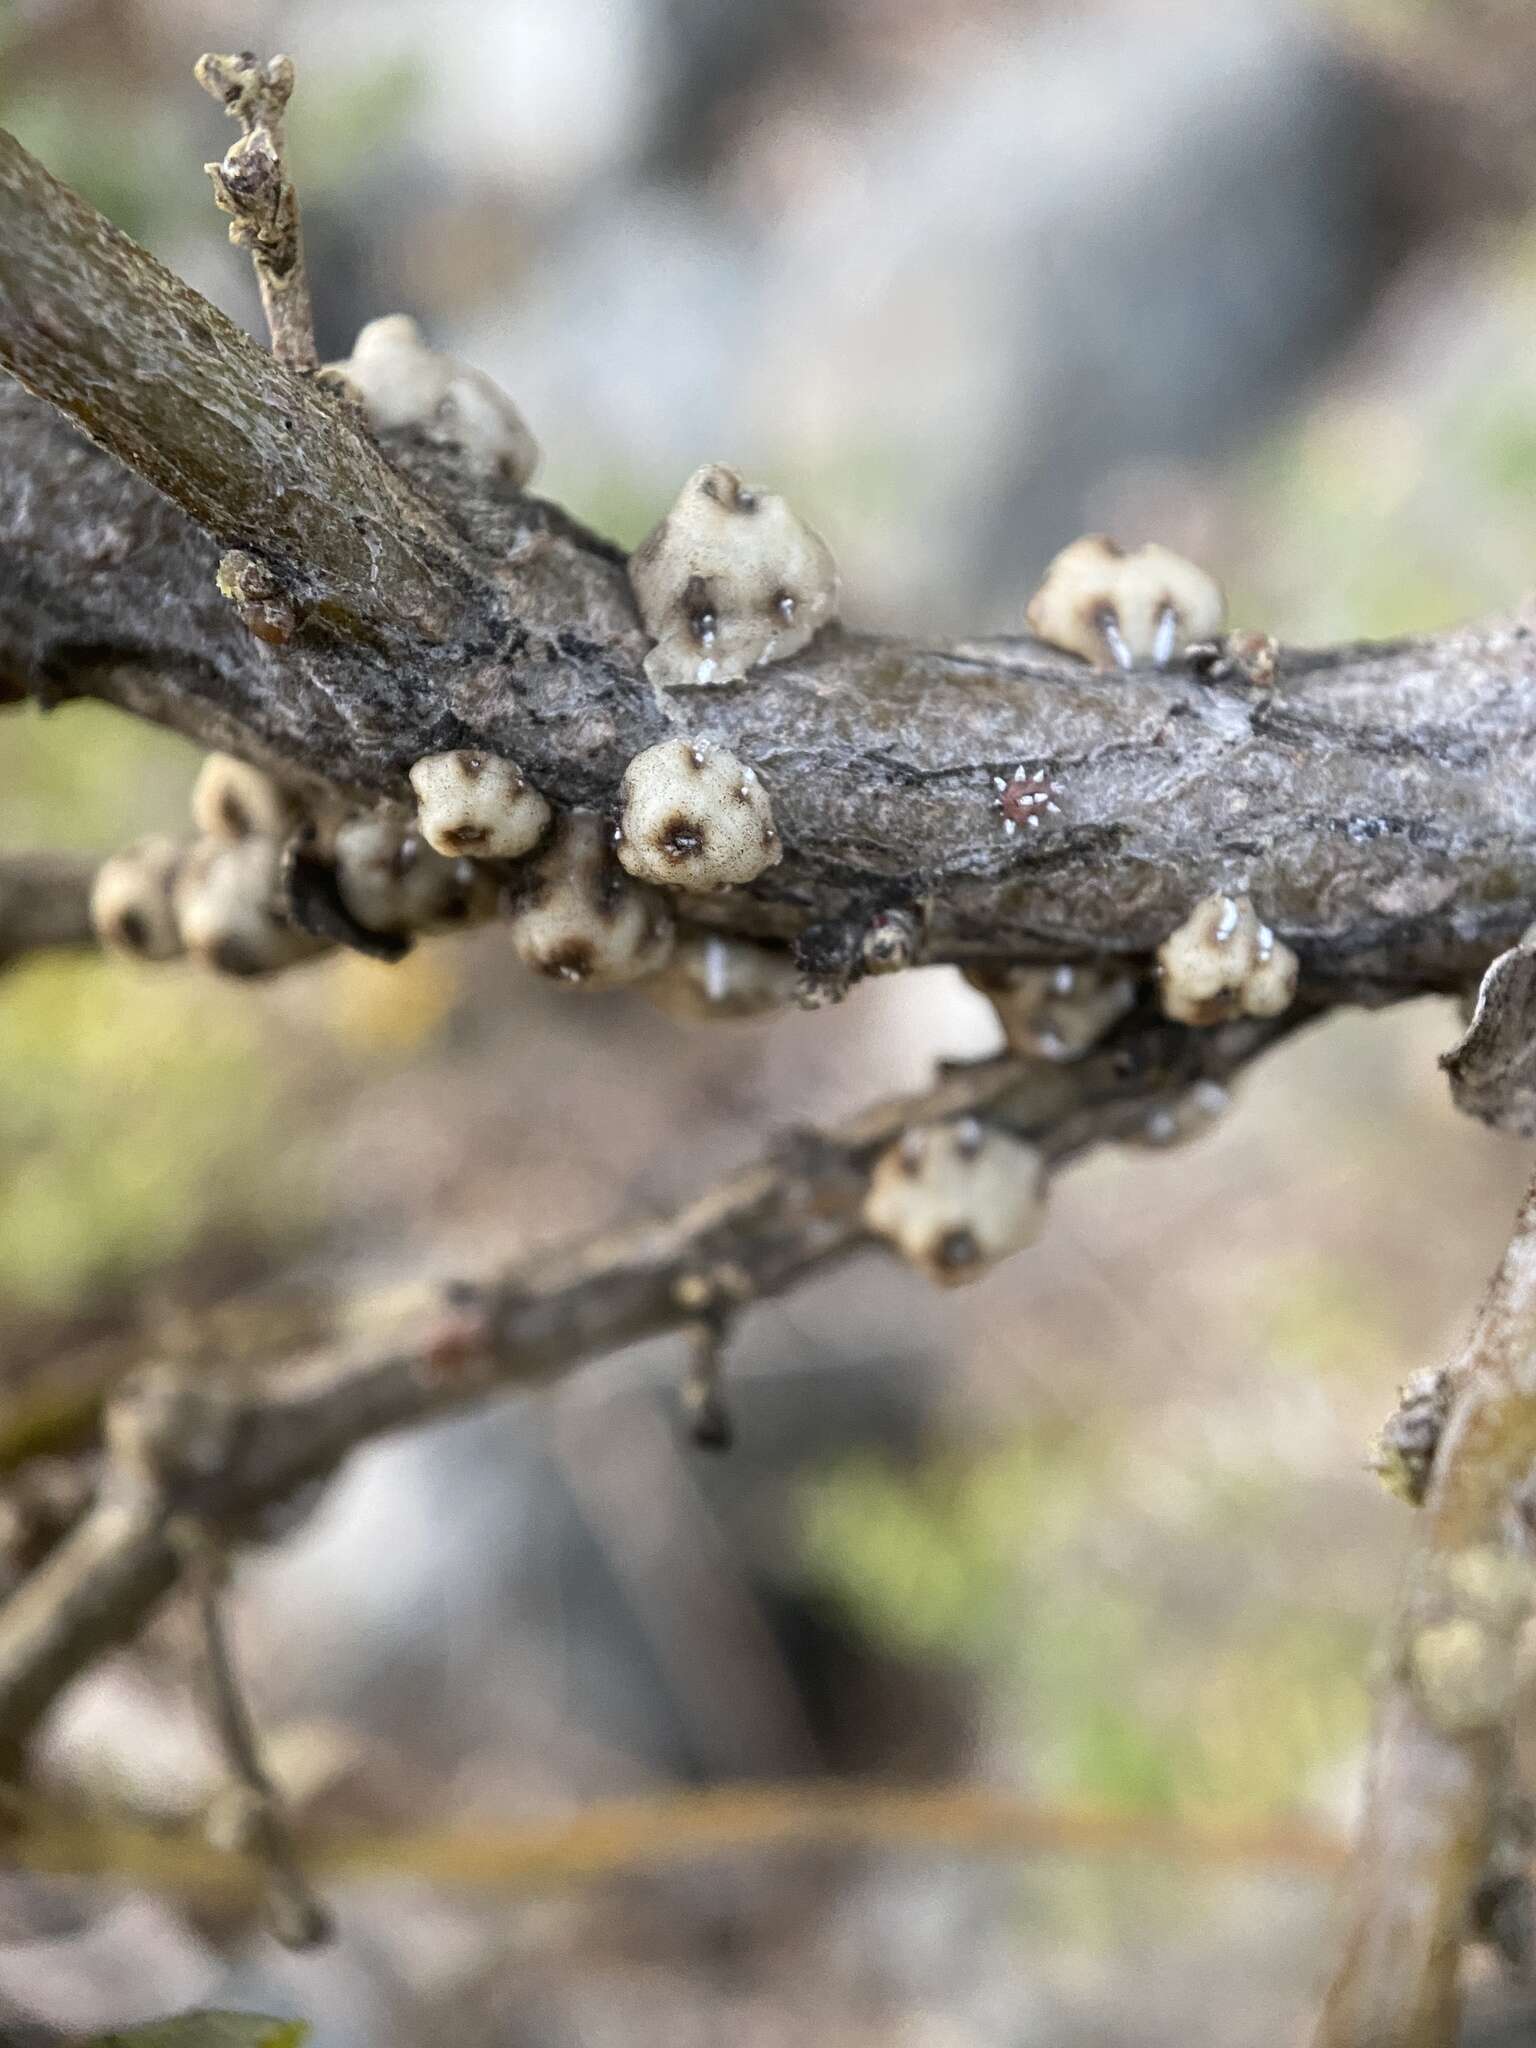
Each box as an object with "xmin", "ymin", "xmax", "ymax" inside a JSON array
[
  {"xmin": 91, "ymin": 837, "xmax": 185, "ymax": 961},
  {"xmin": 863, "ymin": 1118, "xmax": 1047, "ymax": 1286},
  {"xmin": 629, "ymin": 463, "xmax": 838, "ymax": 691},
  {"xmin": 408, "ymin": 751, "xmax": 552, "ymax": 860},
  {"xmin": 615, "ymin": 737, "xmax": 781, "ymax": 891},
  {"xmin": 1187, "ymin": 630, "xmax": 1279, "ymax": 688},
  {"xmin": 862, "ymin": 909, "xmax": 921, "ymax": 976},
  {"xmin": 507, "ymin": 813, "xmax": 675, "ymax": 988},
  {"xmin": 1370, "ymin": 1368, "xmax": 1454, "ymax": 1507},
  {"xmin": 1157, "ymin": 892, "xmax": 1298, "ymax": 1026},
  {"xmin": 1027, "ymin": 535, "xmax": 1225, "ymax": 671},
  {"xmin": 216, "ymin": 549, "xmax": 299, "ymax": 645}
]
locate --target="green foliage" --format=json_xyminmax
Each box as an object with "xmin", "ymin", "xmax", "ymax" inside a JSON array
[
  {"xmin": 1252, "ymin": 1256, "xmax": 1399, "ymax": 1387},
  {"xmin": 0, "ymin": 17, "xmax": 422, "ymax": 242},
  {"xmin": 1235, "ymin": 226, "xmax": 1536, "ymax": 642},
  {"xmin": 800, "ymin": 1426, "xmax": 1369, "ymax": 1820},
  {"xmin": 0, "ymin": 87, "xmax": 185, "ymax": 246},
  {"xmin": 0, "ymin": 952, "xmax": 294, "ymax": 1313},
  {"xmin": 286, "ymin": 54, "xmax": 427, "ymax": 195},
  {"xmin": 81, "ymin": 2016, "xmax": 308, "ymax": 2048},
  {"xmin": 1, "ymin": 704, "xmax": 197, "ymax": 852},
  {"xmin": 0, "ymin": 711, "xmax": 303, "ymax": 1315}
]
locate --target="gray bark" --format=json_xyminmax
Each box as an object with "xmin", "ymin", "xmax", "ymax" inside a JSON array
[{"xmin": 4, "ymin": 121, "xmax": 1535, "ymax": 1005}]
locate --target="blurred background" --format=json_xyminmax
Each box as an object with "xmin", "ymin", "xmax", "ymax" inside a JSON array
[{"xmin": 5, "ymin": 0, "xmax": 1536, "ymax": 2040}]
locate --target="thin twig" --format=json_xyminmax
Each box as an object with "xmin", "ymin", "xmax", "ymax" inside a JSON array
[
  {"xmin": 682, "ymin": 1317, "xmax": 733, "ymax": 1450},
  {"xmin": 7, "ymin": 1779, "xmax": 1351, "ymax": 1907},
  {"xmin": 0, "ymin": 1007, "xmax": 1303, "ymax": 1757},
  {"xmin": 195, "ymin": 53, "xmax": 316, "ymax": 374},
  {"xmin": 182, "ymin": 1527, "xmax": 331, "ymax": 1947},
  {"xmin": 675, "ymin": 1267, "xmax": 751, "ymax": 1451},
  {"xmin": 1314, "ymin": 1169, "xmax": 1536, "ymax": 2048}
]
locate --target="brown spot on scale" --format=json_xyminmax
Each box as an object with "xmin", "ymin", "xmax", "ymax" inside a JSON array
[
  {"xmin": 660, "ymin": 816, "xmax": 706, "ymax": 861},
  {"xmin": 209, "ymin": 937, "xmax": 264, "ymax": 979},
  {"xmin": 933, "ymin": 1226, "xmax": 981, "ymax": 1274},
  {"xmin": 543, "ymin": 942, "xmax": 596, "ymax": 982}
]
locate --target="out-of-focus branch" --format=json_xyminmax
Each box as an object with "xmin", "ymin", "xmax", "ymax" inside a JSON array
[
  {"xmin": 5, "ymin": 1779, "xmax": 1349, "ymax": 1908},
  {"xmin": 184, "ymin": 1533, "xmax": 330, "ymax": 1946},
  {"xmin": 0, "ymin": 1005, "xmax": 1303, "ymax": 1756},
  {"xmin": 1314, "ymin": 1172, "xmax": 1536, "ymax": 2048},
  {"xmin": 0, "ymin": 852, "xmax": 96, "ymax": 970},
  {"xmin": 196, "ymin": 52, "xmax": 316, "ymax": 373}
]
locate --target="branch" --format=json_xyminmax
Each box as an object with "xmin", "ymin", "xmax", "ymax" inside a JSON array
[
  {"xmin": 7, "ymin": 1780, "xmax": 1349, "ymax": 1907},
  {"xmin": 184, "ymin": 1532, "xmax": 330, "ymax": 1946},
  {"xmin": 0, "ymin": 1004, "xmax": 1301, "ymax": 1754},
  {"xmin": 0, "ymin": 852, "xmax": 95, "ymax": 969},
  {"xmin": 195, "ymin": 53, "xmax": 316, "ymax": 374},
  {"xmin": 0, "ymin": 128, "xmax": 494, "ymax": 654},
  {"xmin": 1314, "ymin": 1170, "xmax": 1536, "ymax": 2048},
  {"xmin": 1, "ymin": 129, "xmax": 1534, "ymax": 992}
]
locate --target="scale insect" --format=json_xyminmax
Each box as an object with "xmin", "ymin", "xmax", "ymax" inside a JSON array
[{"xmin": 992, "ymin": 765, "xmax": 1064, "ymax": 839}]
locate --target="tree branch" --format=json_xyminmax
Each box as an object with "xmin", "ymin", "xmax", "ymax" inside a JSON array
[
  {"xmin": 0, "ymin": 127, "xmax": 492, "ymax": 654},
  {"xmin": 184, "ymin": 1531, "xmax": 330, "ymax": 1946},
  {"xmin": 1, "ymin": 128, "xmax": 1534, "ymax": 994},
  {"xmin": 6, "ymin": 1779, "xmax": 1349, "ymax": 1908},
  {"xmin": 0, "ymin": 852, "xmax": 96, "ymax": 969},
  {"xmin": 0, "ymin": 1004, "xmax": 1302, "ymax": 1755},
  {"xmin": 1314, "ymin": 1171, "xmax": 1536, "ymax": 2048},
  {"xmin": 195, "ymin": 52, "xmax": 316, "ymax": 374}
]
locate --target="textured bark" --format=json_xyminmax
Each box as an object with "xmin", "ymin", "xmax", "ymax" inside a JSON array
[
  {"xmin": 3, "ymin": 129, "xmax": 1536, "ymax": 1001},
  {"xmin": 1314, "ymin": 1175, "xmax": 1536, "ymax": 2048},
  {"xmin": 0, "ymin": 128, "xmax": 489, "ymax": 652}
]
